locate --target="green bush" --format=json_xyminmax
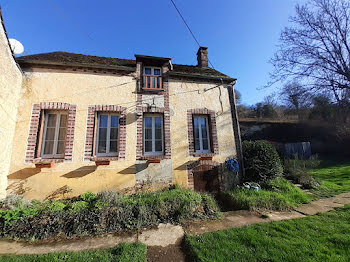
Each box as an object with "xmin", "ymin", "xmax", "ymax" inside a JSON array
[
  {"xmin": 0, "ymin": 187, "xmax": 220, "ymax": 240},
  {"xmin": 243, "ymin": 140, "xmax": 283, "ymax": 182},
  {"xmin": 0, "ymin": 208, "xmax": 38, "ymax": 225},
  {"xmin": 97, "ymin": 190, "xmax": 121, "ymax": 206},
  {"xmin": 80, "ymin": 192, "xmax": 97, "ymax": 203},
  {"xmin": 44, "ymin": 201, "xmax": 66, "ymax": 213},
  {"xmin": 70, "ymin": 201, "xmax": 88, "ymax": 213},
  {"xmin": 222, "ymin": 178, "xmax": 311, "ymax": 211}
]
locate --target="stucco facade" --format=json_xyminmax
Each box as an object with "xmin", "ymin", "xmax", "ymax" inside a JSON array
[
  {"xmin": 0, "ymin": 11, "xmax": 22, "ymax": 198},
  {"xmin": 1, "ymin": 15, "xmax": 241, "ymax": 200}
]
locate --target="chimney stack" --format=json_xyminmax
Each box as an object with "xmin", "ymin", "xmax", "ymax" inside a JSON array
[{"xmin": 197, "ymin": 46, "xmax": 208, "ymax": 68}]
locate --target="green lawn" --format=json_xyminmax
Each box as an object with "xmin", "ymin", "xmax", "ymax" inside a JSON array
[
  {"xmin": 186, "ymin": 205, "xmax": 350, "ymax": 262},
  {"xmin": 221, "ymin": 178, "xmax": 312, "ymax": 211},
  {"xmin": 309, "ymin": 162, "xmax": 350, "ymax": 198},
  {"xmin": 0, "ymin": 243, "xmax": 146, "ymax": 262}
]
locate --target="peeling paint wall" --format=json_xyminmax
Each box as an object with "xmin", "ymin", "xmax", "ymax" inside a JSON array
[{"xmin": 0, "ymin": 14, "xmax": 22, "ymax": 198}]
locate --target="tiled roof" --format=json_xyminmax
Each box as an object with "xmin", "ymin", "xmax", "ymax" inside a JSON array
[{"xmin": 17, "ymin": 52, "xmax": 235, "ymax": 81}]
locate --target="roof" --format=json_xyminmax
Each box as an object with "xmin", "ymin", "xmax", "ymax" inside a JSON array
[{"xmin": 17, "ymin": 51, "xmax": 235, "ymax": 82}]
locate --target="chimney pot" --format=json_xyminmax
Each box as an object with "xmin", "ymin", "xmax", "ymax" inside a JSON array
[{"xmin": 197, "ymin": 46, "xmax": 208, "ymax": 68}]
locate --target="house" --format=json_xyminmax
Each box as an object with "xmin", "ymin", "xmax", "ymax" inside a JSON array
[{"xmin": 0, "ymin": 11, "xmax": 242, "ymax": 200}]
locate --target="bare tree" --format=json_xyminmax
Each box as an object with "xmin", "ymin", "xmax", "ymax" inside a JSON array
[
  {"xmin": 280, "ymin": 82, "xmax": 312, "ymax": 118},
  {"xmin": 270, "ymin": 0, "xmax": 350, "ymax": 104}
]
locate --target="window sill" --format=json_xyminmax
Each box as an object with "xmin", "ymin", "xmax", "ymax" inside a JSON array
[
  {"xmin": 35, "ymin": 162, "xmax": 55, "ymax": 168},
  {"xmin": 91, "ymin": 156, "xmax": 119, "ymax": 161},
  {"xmin": 140, "ymin": 155, "xmax": 166, "ymax": 162},
  {"xmin": 34, "ymin": 158, "xmax": 64, "ymax": 164},
  {"xmin": 191, "ymin": 153, "xmax": 215, "ymax": 158},
  {"xmin": 141, "ymin": 88, "xmax": 164, "ymax": 93}
]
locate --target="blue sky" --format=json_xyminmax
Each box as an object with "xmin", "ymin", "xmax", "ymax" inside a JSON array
[{"xmin": 1, "ymin": 0, "xmax": 304, "ymax": 105}]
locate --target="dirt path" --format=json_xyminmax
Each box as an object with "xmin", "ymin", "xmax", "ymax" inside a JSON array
[{"xmin": 0, "ymin": 192, "xmax": 349, "ymax": 261}]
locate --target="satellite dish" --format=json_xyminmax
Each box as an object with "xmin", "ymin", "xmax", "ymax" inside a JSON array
[{"xmin": 9, "ymin": 39, "xmax": 24, "ymax": 55}]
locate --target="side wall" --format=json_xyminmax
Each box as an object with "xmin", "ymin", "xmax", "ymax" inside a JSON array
[
  {"xmin": 0, "ymin": 13, "xmax": 22, "ymax": 198},
  {"xmin": 169, "ymin": 80, "xmax": 237, "ymax": 187}
]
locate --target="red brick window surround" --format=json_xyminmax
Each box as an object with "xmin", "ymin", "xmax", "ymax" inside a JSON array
[
  {"xmin": 187, "ymin": 108, "xmax": 219, "ymax": 157},
  {"xmin": 25, "ymin": 102, "xmax": 76, "ymax": 163},
  {"xmin": 84, "ymin": 105, "xmax": 127, "ymax": 161}
]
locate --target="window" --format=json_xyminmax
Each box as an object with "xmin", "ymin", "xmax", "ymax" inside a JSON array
[
  {"xmin": 41, "ymin": 112, "xmax": 67, "ymax": 158},
  {"xmin": 193, "ymin": 116, "xmax": 211, "ymax": 153},
  {"xmin": 143, "ymin": 67, "xmax": 162, "ymax": 90},
  {"xmin": 143, "ymin": 114, "xmax": 163, "ymax": 156},
  {"xmin": 96, "ymin": 114, "xmax": 119, "ymax": 156}
]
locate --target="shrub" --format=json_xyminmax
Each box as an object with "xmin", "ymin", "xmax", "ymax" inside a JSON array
[
  {"xmin": 70, "ymin": 201, "xmax": 88, "ymax": 213},
  {"xmin": 243, "ymin": 140, "xmax": 283, "ymax": 182},
  {"xmin": 0, "ymin": 187, "xmax": 220, "ymax": 240},
  {"xmin": 80, "ymin": 192, "xmax": 98, "ymax": 203},
  {"xmin": 97, "ymin": 190, "xmax": 121, "ymax": 205},
  {"xmin": 44, "ymin": 201, "xmax": 66, "ymax": 213},
  {"xmin": 0, "ymin": 194, "xmax": 33, "ymax": 210}
]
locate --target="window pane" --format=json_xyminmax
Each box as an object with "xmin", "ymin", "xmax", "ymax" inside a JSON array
[
  {"xmin": 155, "ymin": 117, "xmax": 162, "ymax": 128},
  {"xmin": 145, "ymin": 117, "xmax": 152, "ymax": 128},
  {"xmin": 152, "ymin": 77, "xmax": 155, "ymax": 88},
  {"xmin": 58, "ymin": 127, "xmax": 66, "ymax": 140},
  {"xmin": 60, "ymin": 114, "xmax": 67, "ymax": 127},
  {"xmin": 47, "ymin": 114, "xmax": 57, "ymax": 127},
  {"xmin": 145, "ymin": 128, "xmax": 152, "ymax": 139},
  {"xmin": 111, "ymin": 116, "xmax": 119, "ymax": 127},
  {"xmin": 193, "ymin": 118, "xmax": 199, "ymax": 139},
  {"xmin": 201, "ymin": 119, "xmax": 208, "ymax": 139},
  {"xmin": 99, "ymin": 128, "xmax": 107, "ymax": 141},
  {"xmin": 110, "ymin": 141, "xmax": 118, "ymax": 153},
  {"xmin": 154, "ymin": 69, "xmax": 161, "ymax": 75},
  {"xmin": 99, "ymin": 115, "xmax": 108, "ymax": 127},
  {"xmin": 202, "ymin": 138, "xmax": 209, "ymax": 150},
  {"xmin": 98, "ymin": 140, "xmax": 106, "ymax": 153},
  {"xmin": 110, "ymin": 127, "xmax": 118, "ymax": 140},
  {"xmin": 155, "ymin": 128, "xmax": 162, "ymax": 140},
  {"xmin": 145, "ymin": 141, "xmax": 152, "ymax": 152},
  {"xmin": 45, "ymin": 127, "xmax": 56, "ymax": 140},
  {"xmin": 145, "ymin": 68, "xmax": 152, "ymax": 75},
  {"xmin": 156, "ymin": 77, "xmax": 160, "ymax": 89},
  {"xmin": 57, "ymin": 141, "xmax": 65, "ymax": 154},
  {"xmin": 155, "ymin": 140, "xmax": 162, "ymax": 152},
  {"xmin": 44, "ymin": 141, "xmax": 54, "ymax": 155},
  {"xmin": 147, "ymin": 76, "xmax": 150, "ymax": 88},
  {"xmin": 195, "ymin": 139, "xmax": 200, "ymax": 150}
]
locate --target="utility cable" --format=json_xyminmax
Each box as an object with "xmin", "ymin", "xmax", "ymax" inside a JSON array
[{"xmin": 169, "ymin": 0, "xmax": 215, "ymax": 69}]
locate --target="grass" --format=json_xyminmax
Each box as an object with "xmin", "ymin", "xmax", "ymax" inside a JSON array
[
  {"xmin": 308, "ymin": 162, "xmax": 350, "ymax": 198},
  {"xmin": 0, "ymin": 242, "xmax": 146, "ymax": 262},
  {"xmin": 221, "ymin": 178, "xmax": 311, "ymax": 211},
  {"xmin": 186, "ymin": 205, "xmax": 350, "ymax": 262}
]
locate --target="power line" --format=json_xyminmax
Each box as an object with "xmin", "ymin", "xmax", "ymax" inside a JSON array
[{"xmin": 169, "ymin": 0, "xmax": 215, "ymax": 69}]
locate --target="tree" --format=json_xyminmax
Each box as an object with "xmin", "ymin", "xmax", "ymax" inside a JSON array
[
  {"xmin": 270, "ymin": 0, "xmax": 350, "ymax": 104},
  {"xmin": 280, "ymin": 82, "xmax": 312, "ymax": 119}
]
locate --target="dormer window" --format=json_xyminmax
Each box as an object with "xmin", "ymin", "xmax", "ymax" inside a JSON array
[{"xmin": 143, "ymin": 67, "xmax": 163, "ymax": 90}]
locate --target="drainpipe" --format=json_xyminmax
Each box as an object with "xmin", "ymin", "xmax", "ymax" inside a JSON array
[{"xmin": 227, "ymin": 80, "xmax": 245, "ymax": 183}]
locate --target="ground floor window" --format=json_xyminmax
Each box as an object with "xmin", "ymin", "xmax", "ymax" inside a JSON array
[
  {"xmin": 144, "ymin": 114, "xmax": 163, "ymax": 156},
  {"xmin": 193, "ymin": 115, "xmax": 211, "ymax": 153},
  {"xmin": 42, "ymin": 112, "xmax": 68, "ymax": 158},
  {"xmin": 96, "ymin": 113, "xmax": 119, "ymax": 156}
]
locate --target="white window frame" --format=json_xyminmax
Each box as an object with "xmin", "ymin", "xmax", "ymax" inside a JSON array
[
  {"xmin": 41, "ymin": 111, "xmax": 67, "ymax": 158},
  {"xmin": 193, "ymin": 115, "xmax": 211, "ymax": 153},
  {"xmin": 143, "ymin": 114, "xmax": 164, "ymax": 156},
  {"xmin": 96, "ymin": 113, "xmax": 119, "ymax": 157}
]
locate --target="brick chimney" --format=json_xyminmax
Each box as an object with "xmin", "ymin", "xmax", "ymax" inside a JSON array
[{"xmin": 197, "ymin": 46, "xmax": 208, "ymax": 68}]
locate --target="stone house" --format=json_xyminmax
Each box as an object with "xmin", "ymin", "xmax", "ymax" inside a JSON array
[{"xmin": 0, "ymin": 11, "xmax": 242, "ymax": 200}]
